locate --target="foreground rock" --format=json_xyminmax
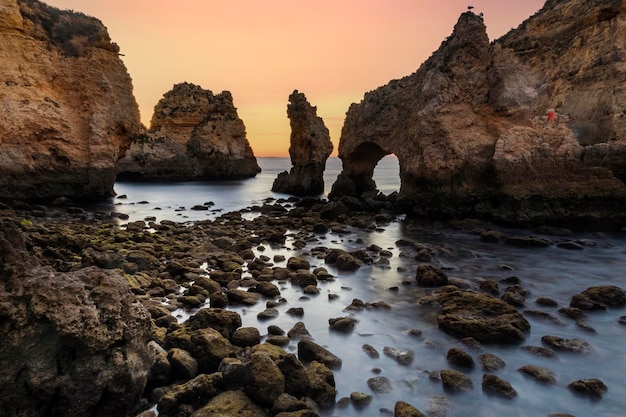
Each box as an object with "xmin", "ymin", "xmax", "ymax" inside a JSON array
[
  {"xmin": 0, "ymin": 220, "xmax": 152, "ymax": 417},
  {"xmin": 118, "ymin": 82, "xmax": 260, "ymax": 180},
  {"xmin": 272, "ymin": 90, "xmax": 333, "ymax": 195},
  {"xmin": 436, "ymin": 288, "xmax": 531, "ymax": 344},
  {"xmin": 330, "ymin": 3, "xmax": 626, "ymax": 228},
  {"xmin": 0, "ymin": 0, "xmax": 140, "ymax": 200}
]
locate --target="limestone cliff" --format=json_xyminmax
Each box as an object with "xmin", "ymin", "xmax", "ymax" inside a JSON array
[
  {"xmin": 331, "ymin": 3, "xmax": 626, "ymax": 228},
  {"xmin": 117, "ymin": 82, "xmax": 260, "ymax": 180},
  {"xmin": 272, "ymin": 90, "xmax": 333, "ymax": 195},
  {"xmin": 0, "ymin": 0, "xmax": 140, "ymax": 201}
]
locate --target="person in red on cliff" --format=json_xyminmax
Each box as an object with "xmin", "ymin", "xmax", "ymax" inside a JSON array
[{"xmin": 546, "ymin": 108, "xmax": 559, "ymax": 126}]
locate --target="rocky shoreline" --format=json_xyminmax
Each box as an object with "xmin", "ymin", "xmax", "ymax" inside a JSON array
[{"xmin": 1, "ymin": 197, "xmax": 624, "ymax": 417}]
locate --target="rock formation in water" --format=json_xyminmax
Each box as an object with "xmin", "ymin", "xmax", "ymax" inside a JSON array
[
  {"xmin": 0, "ymin": 220, "xmax": 152, "ymax": 417},
  {"xmin": 330, "ymin": 0, "xmax": 626, "ymax": 227},
  {"xmin": 117, "ymin": 82, "xmax": 261, "ymax": 180},
  {"xmin": 272, "ymin": 90, "xmax": 333, "ymax": 195},
  {"xmin": 0, "ymin": 0, "xmax": 141, "ymax": 201}
]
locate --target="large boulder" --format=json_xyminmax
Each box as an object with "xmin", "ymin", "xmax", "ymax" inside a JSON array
[
  {"xmin": 435, "ymin": 287, "xmax": 531, "ymax": 344},
  {"xmin": 117, "ymin": 82, "xmax": 260, "ymax": 180},
  {"xmin": 272, "ymin": 90, "xmax": 333, "ymax": 195},
  {"xmin": 0, "ymin": 221, "xmax": 152, "ymax": 417},
  {"xmin": 0, "ymin": 0, "xmax": 140, "ymax": 200},
  {"xmin": 330, "ymin": 2, "xmax": 626, "ymax": 227}
]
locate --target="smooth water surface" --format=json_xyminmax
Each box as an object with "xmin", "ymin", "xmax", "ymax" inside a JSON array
[{"xmin": 109, "ymin": 157, "xmax": 625, "ymax": 417}]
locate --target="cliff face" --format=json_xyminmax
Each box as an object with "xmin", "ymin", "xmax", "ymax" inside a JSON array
[
  {"xmin": 117, "ymin": 82, "xmax": 260, "ymax": 180},
  {"xmin": 0, "ymin": 0, "xmax": 140, "ymax": 201},
  {"xmin": 272, "ymin": 90, "xmax": 333, "ymax": 195},
  {"xmin": 331, "ymin": 3, "xmax": 626, "ymax": 227}
]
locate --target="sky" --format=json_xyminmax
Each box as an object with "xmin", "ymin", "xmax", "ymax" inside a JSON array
[{"xmin": 43, "ymin": 0, "xmax": 545, "ymax": 157}]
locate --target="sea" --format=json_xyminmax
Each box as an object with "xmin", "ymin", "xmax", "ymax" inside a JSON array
[{"xmin": 107, "ymin": 157, "xmax": 625, "ymax": 417}]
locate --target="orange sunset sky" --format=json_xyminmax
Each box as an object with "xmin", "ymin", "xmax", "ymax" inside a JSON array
[{"xmin": 45, "ymin": 0, "xmax": 545, "ymax": 157}]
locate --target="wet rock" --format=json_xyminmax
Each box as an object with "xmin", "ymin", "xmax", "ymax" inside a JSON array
[
  {"xmin": 166, "ymin": 327, "xmax": 240, "ymax": 373},
  {"xmin": 246, "ymin": 352, "xmax": 285, "ymax": 407},
  {"xmin": 536, "ymin": 297, "xmax": 558, "ymax": 307},
  {"xmin": 440, "ymin": 369, "xmax": 473, "ymax": 393},
  {"xmin": 288, "ymin": 321, "xmax": 312, "ymax": 340},
  {"xmin": 478, "ymin": 279, "xmax": 499, "ymax": 295},
  {"xmin": 192, "ymin": 390, "xmax": 267, "ymax": 417},
  {"xmin": 541, "ymin": 336, "xmax": 592, "ymax": 354},
  {"xmin": 557, "ymin": 240, "xmax": 584, "ymax": 250},
  {"xmin": 185, "ymin": 308, "xmax": 242, "ymax": 339},
  {"xmin": 518, "ymin": 365, "xmax": 557, "ymax": 384},
  {"xmin": 305, "ymin": 361, "xmax": 336, "ymax": 408},
  {"xmin": 383, "ymin": 347, "xmax": 415, "ymax": 366},
  {"xmin": 350, "ymin": 391, "xmax": 373, "ymax": 409},
  {"xmin": 325, "ymin": 249, "xmax": 363, "ymax": 271},
  {"xmin": 257, "ymin": 308, "xmax": 280, "ymax": 321},
  {"xmin": 524, "ymin": 310, "xmax": 565, "ymax": 326},
  {"xmin": 147, "ymin": 341, "xmax": 172, "ymax": 388},
  {"xmin": 329, "ymin": 317, "xmax": 357, "ymax": 333},
  {"xmin": 271, "ymin": 393, "xmax": 312, "ymax": 415},
  {"xmin": 168, "ymin": 348, "xmax": 199, "ymax": 380},
  {"xmin": 286, "ymin": 307, "xmax": 305, "ymax": 317},
  {"xmin": 481, "ymin": 374, "xmax": 517, "ymax": 399},
  {"xmin": 267, "ymin": 335, "xmax": 290, "ymax": 347},
  {"xmin": 232, "ymin": 327, "xmax": 261, "ymax": 347},
  {"xmin": 290, "ymin": 271, "xmax": 318, "ymax": 288},
  {"xmin": 157, "ymin": 373, "xmax": 224, "ymax": 416},
  {"xmin": 436, "ymin": 288, "xmax": 531, "ymax": 344},
  {"xmin": 394, "ymin": 401, "xmax": 426, "ymax": 417},
  {"xmin": 218, "ymin": 357, "xmax": 248, "ymax": 390},
  {"xmin": 298, "ymin": 339, "xmax": 342, "ymax": 369},
  {"xmin": 479, "ymin": 353, "xmax": 505, "ymax": 372},
  {"xmin": 287, "ymin": 257, "xmax": 311, "ymax": 270},
  {"xmin": 228, "ymin": 289, "xmax": 262, "ymax": 305},
  {"xmin": 501, "ymin": 286, "xmax": 527, "ymax": 307},
  {"xmin": 558, "ymin": 307, "xmax": 586, "ymax": 320},
  {"xmin": 570, "ymin": 286, "xmax": 626, "ymax": 311},
  {"xmin": 303, "ymin": 285, "xmax": 320, "ymax": 295},
  {"xmin": 415, "ymin": 264, "xmax": 449, "ymax": 287},
  {"xmin": 567, "ymin": 378, "xmax": 607, "ymax": 398},
  {"xmin": 367, "ymin": 376, "xmax": 393, "ymax": 393},
  {"xmin": 446, "ymin": 347, "xmax": 475, "ymax": 369},
  {"xmin": 251, "ymin": 281, "xmax": 281, "ymax": 297},
  {"xmin": 362, "ymin": 344, "xmax": 380, "ymax": 359},
  {"xmin": 504, "ymin": 236, "xmax": 552, "ymax": 248},
  {"xmin": 520, "ymin": 345, "xmax": 556, "ymax": 358}
]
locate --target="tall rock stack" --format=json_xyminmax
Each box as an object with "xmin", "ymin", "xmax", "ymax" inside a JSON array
[
  {"xmin": 272, "ymin": 90, "xmax": 333, "ymax": 195},
  {"xmin": 117, "ymin": 82, "xmax": 261, "ymax": 180},
  {"xmin": 0, "ymin": 0, "xmax": 141, "ymax": 201}
]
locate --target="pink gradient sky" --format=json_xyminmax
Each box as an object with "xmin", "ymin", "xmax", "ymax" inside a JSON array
[{"xmin": 45, "ymin": 0, "xmax": 545, "ymax": 156}]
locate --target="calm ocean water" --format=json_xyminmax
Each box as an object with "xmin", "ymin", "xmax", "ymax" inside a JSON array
[{"xmin": 111, "ymin": 157, "xmax": 625, "ymax": 417}]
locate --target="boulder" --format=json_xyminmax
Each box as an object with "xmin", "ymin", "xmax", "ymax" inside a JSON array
[
  {"xmin": 245, "ymin": 352, "xmax": 285, "ymax": 407},
  {"xmin": 570, "ymin": 285, "xmax": 626, "ymax": 310},
  {"xmin": 481, "ymin": 374, "xmax": 517, "ymax": 399},
  {"xmin": 118, "ymin": 82, "xmax": 260, "ymax": 180},
  {"xmin": 272, "ymin": 90, "xmax": 333, "ymax": 195},
  {"xmin": 191, "ymin": 390, "xmax": 268, "ymax": 417},
  {"xmin": 0, "ymin": 221, "xmax": 152, "ymax": 417},
  {"xmin": 329, "ymin": 3, "xmax": 626, "ymax": 228},
  {"xmin": 157, "ymin": 373, "xmax": 224, "ymax": 417},
  {"xmin": 0, "ymin": 0, "xmax": 140, "ymax": 200},
  {"xmin": 517, "ymin": 365, "xmax": 557, "ymax": 385},
  {"xmin": 298, "ymin": 339, "xmax": 342, "ymax": 369},
  {"xmin": 305, "ymin": 361, "xmax": 336, "ymax": 409},
  {"xmin": 436, "ymin": 288, "xmax": 531, "ymax": 343},
  {"xmin": 567, "ymin": 378, "xmax": 608, "ymax": 398},
  {"xmin": 394, "ymin": 401, "xmax": 426, "ymax": 417},
  {"xmin": 440, "ymin": 369, "xmax": 473, "ymax": 393}
]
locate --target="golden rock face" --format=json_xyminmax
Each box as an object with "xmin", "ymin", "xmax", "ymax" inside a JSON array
[{"xmin": 0, "ymin": 0, "xmax": 140, "ymax": 200}]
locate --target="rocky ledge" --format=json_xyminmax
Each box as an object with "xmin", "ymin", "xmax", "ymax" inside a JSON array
[
  {"xmin": 0, "ymin": 0, "xmax": 140, "ymax": 201},
  {"xmin": 330, "ymin": 0, "xmax": 626, "ymax": 229},
  {"xmin": 117, "ymin": 82, "xmax": 261, "ymax": 181}
]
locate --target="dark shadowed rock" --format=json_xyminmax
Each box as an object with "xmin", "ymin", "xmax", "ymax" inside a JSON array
[
  {"xmin": 518, "ymin": 365, "xmax": 557, "ymax": 384},
  {"xmin": 305, "ymin": 361, "xmax": 336, "ymax": 409},
  {"xmin": 272, "ymin": 90, "xmax": 333, "ymax": 195},
  {"xmin": 298, "ymin": 339, "xmax": 342, "ymax": 369},
  {"xmin": 447, "ymin": 347, "xmax": 475, "ymax": 369},
  {"xmin": 570, "ymin": 286, "xmax": 626, "ymax": 311},
  {"xmin": 482, "ymin": 374, "xmax": 517, "ymax": 399},
  {"xmin": 568, "ymin": 378, "xmax": 608, "ymax": 398},
  {"xmin": 246, "ymin": 352, "xmax": 285, "ymax": 407}
]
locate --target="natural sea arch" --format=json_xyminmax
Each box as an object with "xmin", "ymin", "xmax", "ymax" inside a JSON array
[{"xmin": 329, "ymin": 141, "xmax": 403, "ymax": 200}]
